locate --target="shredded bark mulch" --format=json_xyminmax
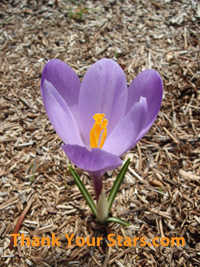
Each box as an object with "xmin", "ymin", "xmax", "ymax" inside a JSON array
[{"xmin": 0, "ymin": 0, "xmax": 200, "ymax": 266}]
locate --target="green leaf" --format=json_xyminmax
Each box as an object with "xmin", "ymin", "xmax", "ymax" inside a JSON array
[
  {"xmin": 69, "ymin": 166, "xmax": 97, "ymax": 218},
  {"xmin": 108, "ymin": 158, "xmax": 130, "ymax": 211},
  {"xmin": 105, "ymin": 217, "xmax": 130, "ymax": 227}
]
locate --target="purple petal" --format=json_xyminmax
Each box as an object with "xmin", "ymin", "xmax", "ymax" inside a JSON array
[
  {"xmin": 103, "ymin": 97, "xmax": 148, "ymax": 156},
  {"xmin": 79, "ymin": 59, "xmax": 127, "ymax": 146},
  {"xmin": 125, "ymin": 69, "xmax": 163, "ymax": 135},
  {"xmin": 41, "ymin": 59, "xmax": 81, "ymax": 123},
  {"xmin": 41, "ymin": 80, "xmax": 83, "ymax": 145},
  {"xmin": 62, "ymin": 144, "xmax": 122, "ymax": 178}
]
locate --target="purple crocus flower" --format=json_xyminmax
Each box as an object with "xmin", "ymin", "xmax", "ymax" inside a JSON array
[{"xmin": 41, "ymin": 58, "xmax": 163, "ymax": 200}]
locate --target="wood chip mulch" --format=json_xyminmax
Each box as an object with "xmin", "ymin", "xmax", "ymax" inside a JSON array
[{"xmin": 0, "ymin": 0, "xmax": 200, "ymax": 266}]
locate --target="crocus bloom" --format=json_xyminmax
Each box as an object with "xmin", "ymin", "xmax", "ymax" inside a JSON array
[{"xmin": 41, "ymin": 58, "xmax": 163, "ymax": 200}]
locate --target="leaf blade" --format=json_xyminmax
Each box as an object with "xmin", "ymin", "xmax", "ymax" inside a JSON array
[
  {"xmin": 105, "ymin": 217, "xmax": 130, "ymax": 227},
  {"xmin": 69, "ymin": 166, "xmax": 97, "ymax": 218},
  {"xmin": 108, "ymin": 158, "xmax": 130, "ymax": 211}
]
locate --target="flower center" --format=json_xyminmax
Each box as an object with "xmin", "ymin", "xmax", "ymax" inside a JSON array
[{"xmin": 90, "ymin": 113, "xmax": 108, "ymax": 149}]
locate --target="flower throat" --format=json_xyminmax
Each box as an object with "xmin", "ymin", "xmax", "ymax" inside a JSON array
[{"xmin": 90, "ymin": 114, "xmax": 107, "ymax": 149}]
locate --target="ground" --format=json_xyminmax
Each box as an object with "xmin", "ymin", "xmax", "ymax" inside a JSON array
[{"xmin": 0, "ymin": 0, "xmax": 200, "ymax": 266}]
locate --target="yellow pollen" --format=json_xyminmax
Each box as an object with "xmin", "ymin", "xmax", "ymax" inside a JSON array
[{"xmin": 90, "ymin": 113, "xmax": 108, "ymax": 149}]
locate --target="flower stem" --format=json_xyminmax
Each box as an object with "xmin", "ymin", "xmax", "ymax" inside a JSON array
[{"xmin": 92, "ymin": 176, "xmax": 103, "ymax": 202}]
